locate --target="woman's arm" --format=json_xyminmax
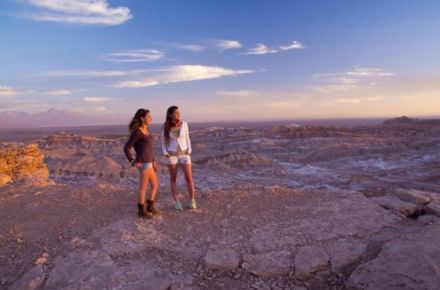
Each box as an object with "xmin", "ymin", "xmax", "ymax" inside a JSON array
[
  {"xmin": 185, "ymin": 121, "xmax": 192, "ymax": 154},
  {"xmin": 161, "ymin": 129, "xmax": 169, "ymax": 156},
  {"xmin": 123, "ymin": 130, "xmax": 139, "ymax": 164}
]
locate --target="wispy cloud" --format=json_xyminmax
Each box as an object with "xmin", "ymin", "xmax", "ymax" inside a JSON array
[
  {"xmin": 84, "ymin": 97, "xmax": 112, "ymax": 103},
  {"xmin": 102, "ymin": 49, "xmax": 164, "ymax": 62},
  {"xmin": 113, "ymin": 65, "xmax": 253, "ymax": 88},
  {"xmin": 216, "ymin": 39, "xmax": 242, "ymax": 50},
  {"xmin": 45, "ymin": 89, "xmax": 72, "ymax": 96},
  {"xmin": 24, "ymin": 0, "xmax": 132, "ymax": 26},
  {"xmin": 246, "ymin": 43, "xmax": 278, "ymax": 55},
  {"xmin": 41, "ymin": 70, "xmax": 128, "ymax": 78},
  {"xmin": 331, "ymin": 98, "xmax": 362, "ymax": 104},
  {"xmin": 347, "ymin": 67, "xmax": 394, "ymax": 77},
  {"xmin": 164, "ymin": 42, "xmax": 205, "ymax": 52},
  {"xmin": 279, "ymin": 40, "xmax": 305, "ymax": 50},
  {"xmin": 312, "ymin": 67, "xmax": 395, "ymax": 93},
  {"xmin": 0, "ymin": 85, "xmax": 18, "ymax": 96},
  {"xmin": 335, "ymin": 77, "xmax": 358, "ymax": 85},
  {"xmin": 0, "ymin": 85, "xmax": 73, "ymax": 97},
  {"xmin": 245, "ymin": 40, "xmax": 304, "ymax": 55},
  {"xmin": 327, "ymin": 96, "xmax": 383, "ymax": 105},
  {"xmin": 75, "ymin": 106, "xmax": 112, "ymax": 114},
  {"xmin": 312, "ymin": 84, "xmax": 358, "ymax": 93},
  {"xmin": 266, "ymin": 101, "xmax": 299, "ymax": 108},
  {"xmin": 217, "ymin": 90, "xmax": 258, "ymax": 97},
  {"xmin": 114, "ymin": 80, "xmax": 160, "ymax": 88},
  {"xmin": 93, "ymin": 106, "xmax": 110, "ymax": 112}
]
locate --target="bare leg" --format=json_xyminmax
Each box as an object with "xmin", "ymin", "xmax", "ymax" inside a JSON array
[
  {"xmin": 182, "ymin": 163, "xmax": 195, "ymax": 200},
  {"xmin": 168, "ymin": 164, "xmax": 179, "ymax": 201},
  {"xmin": 147, "ymin": 168, "xmax": 159, "ymax": 201},
  {"xmin": 138, "ymin": 168, "xmax": 149, "ymax": 204}
]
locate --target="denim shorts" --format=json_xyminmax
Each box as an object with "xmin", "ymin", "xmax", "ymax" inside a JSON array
[{"xmin": 138, "ymin": 162, "xmax": 153, "ymax": 172}]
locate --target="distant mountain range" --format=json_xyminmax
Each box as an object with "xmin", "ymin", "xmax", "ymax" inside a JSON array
[
  {"xmin": 0, "ymin": 109, "xmax": 127, "ymax": 128},
  {"xmin": 382, "ymin": 115, "xmax": 440, "ymax": 126}
]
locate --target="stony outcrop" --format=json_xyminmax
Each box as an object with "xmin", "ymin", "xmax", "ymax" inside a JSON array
[
  {"xmin": 242, "ymin": 251, "xmax": 291, "ymax": 277},
  {"xmin": 391, "ymin": 188, "xmax": 434, "ymax": 205},
  {"xmin": 326, "ymin": 238, "xmax": 367, "ymax": 273},
  {"xmin": 45, "ymin": 250, "xmax": 175, "ymax": 290},
  {"xmin": 0, "ymin": 173, "xmax": 12, "ymax": 186},
  {"xmin": 197, "ymin": 149, "xmax": 274, "ymax": 168},
  {"xmin": 249, "ymin": 190, "xmax": 400, "ymax": 252},
  {"xmin": 370, "ymin": 195, "xmax": 420, "ymax": 217},
  {"xmin": 425, "ymin": 199, "xmax": 440, "ymax": 217},
  {"xmin": 49, "ymin": 155, "xmax": 123, "ymax": 179},
  {"xmin": 294, "ymin": 245, "xmax": 329, "ymax": 280},
  {"xmin": 9, "ymin": 265, "xmax": 46, "ymax": 290},
  {"xmin": 203, "ymin": 248, "xmax": 241, "ymax": 270},
  {"xmin": 38, "ymin": 132, "xmax": 120, "ymax": 150},
  {"xmin": 0, "ymin": 143, "xmax": 53, "ymax": 187},
  {"xmin": 348, "ymin": 222, "xmax": 440, "ymax": 290}
]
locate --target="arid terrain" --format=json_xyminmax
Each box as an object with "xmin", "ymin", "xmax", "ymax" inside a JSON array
[{"xmin": 1, "ymin": 116, "xmax": 440, "ymax": 290}]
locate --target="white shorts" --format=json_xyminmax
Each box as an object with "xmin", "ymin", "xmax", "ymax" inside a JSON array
[{"xmin": 168, "ymin": 154, "xmax": 191, "ymax": 165}]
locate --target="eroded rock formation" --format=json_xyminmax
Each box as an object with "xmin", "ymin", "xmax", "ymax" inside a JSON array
[{"xmin": 0, "ymin": 143, "xmax": 53, "ymax": 187}]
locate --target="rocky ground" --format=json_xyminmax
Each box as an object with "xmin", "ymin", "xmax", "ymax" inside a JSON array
[{"xmin": 1, "ymin": 117, "xmax": 440, "ymax": 289}]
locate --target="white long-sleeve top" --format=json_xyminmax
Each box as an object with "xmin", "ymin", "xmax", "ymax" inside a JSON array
[{"xmin": 161, "ymin": 121, "xmax": 192, "ymax": 155}]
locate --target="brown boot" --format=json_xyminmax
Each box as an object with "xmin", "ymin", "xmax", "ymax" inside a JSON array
[
  {"xmin": 146, "ymin": 200, "xmax": 161, "ymax": 215},
  {"xmin": 137, "ymin": 203, "xmax": 153, "ymax": 218}
]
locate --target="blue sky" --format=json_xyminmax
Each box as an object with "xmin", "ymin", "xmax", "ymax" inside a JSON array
[{"xmin": 1, "ymin": 0, "xmax": 440, "ymax": 122}]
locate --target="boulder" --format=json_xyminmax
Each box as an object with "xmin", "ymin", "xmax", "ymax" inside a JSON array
[
  {"xmin": 242, "ymin": 250, "xmax": 291, "ymax": 277},
  {"xmin": 294, "ymin": 245, "xmax": 329, "ymax": 280},
  {"xmin": 425, "ymin": 200, "xmax": 440, "ymax": 217},
  {"xmin": 418, "ymin": 214, "xmax": 438, "ymax": 224},
  {"xmin": 370, "ymin": 195, "xmax": 419, "ymax": 216},
  {"xmin": 391, "ymin": 189, "xmax": 433, "ymax": 205}
]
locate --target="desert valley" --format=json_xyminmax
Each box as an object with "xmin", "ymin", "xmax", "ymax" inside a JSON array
[{"xmin": 1, "ymin": 116, "xmax": 439, "ymax": 289}]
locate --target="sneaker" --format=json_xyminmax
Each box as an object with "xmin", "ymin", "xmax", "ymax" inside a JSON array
[
  {"xmin": 174, "ymin": 200, "xmax": 183, "ymax": 211},
  {"xmin": 189, "ymin": 199, "xmax": 197, "ymax": 210}
]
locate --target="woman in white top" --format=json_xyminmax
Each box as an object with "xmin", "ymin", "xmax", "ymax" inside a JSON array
[{"xmin": 162, "ymin": 106, "xmax": 196, "ymax": 210}]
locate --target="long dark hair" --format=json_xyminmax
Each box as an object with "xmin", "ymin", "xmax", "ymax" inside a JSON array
[
  {"xmin": 163, "ymin": 105, "xmax": 179, "ymax": 141},
  {"xmin": 129, "ymin": 108, "xmax": 149, "ymax": 132}
]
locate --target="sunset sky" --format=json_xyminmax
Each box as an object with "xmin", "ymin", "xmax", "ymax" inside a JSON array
[{"xmin": 1, "ymin": 0, "xmax": 440, "ymax": 122}]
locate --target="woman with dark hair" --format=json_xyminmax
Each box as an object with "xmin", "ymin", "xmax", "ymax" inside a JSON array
[
  {"xmin": 162, "ymin": 106, "xmax": 196, "ymax": 210},
  {"xmin": 124, "ymin": 108, "xmax": 160, "ymax": 218}
]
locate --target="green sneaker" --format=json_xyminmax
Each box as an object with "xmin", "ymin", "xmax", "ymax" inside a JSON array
[
  {"xmin": 174, "ymin": 200, "xmax": 183, "ymax": 211},
  {"xmin": 189, "ymin": 199, "xmax": 197, "ymax": 210}
]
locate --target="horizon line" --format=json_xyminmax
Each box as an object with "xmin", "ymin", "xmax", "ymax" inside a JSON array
[{"xmin": 1, "ymin": 115, "xmax": 440, "ymax": 130}]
